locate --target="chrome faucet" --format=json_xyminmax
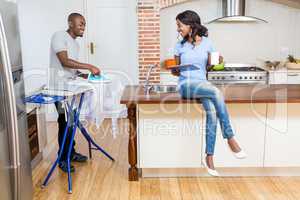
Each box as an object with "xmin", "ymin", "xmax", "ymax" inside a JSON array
[{"xmin": 144, "ymin": 64, "xmax": 156, "ymax": 95}]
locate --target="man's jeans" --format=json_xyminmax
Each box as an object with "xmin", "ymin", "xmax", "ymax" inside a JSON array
[{"xmin": 55, "ymin": 102, "xmax": 76, "ymax": 162}]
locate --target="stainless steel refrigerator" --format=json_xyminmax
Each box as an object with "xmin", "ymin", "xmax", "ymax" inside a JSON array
[{"xmin": 0, "ymin": 0, "xmax": 33, "ymax": 200}]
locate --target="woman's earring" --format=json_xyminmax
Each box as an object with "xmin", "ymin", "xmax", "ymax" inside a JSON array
[{"xmin": 177, "ymin": 33, "xmax": 181, "ymax": 40}]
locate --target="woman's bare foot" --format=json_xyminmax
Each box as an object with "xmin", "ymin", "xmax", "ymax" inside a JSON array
[{"xmin": 227, "ymin": 137, "xmax": 242, "ymax": 153}]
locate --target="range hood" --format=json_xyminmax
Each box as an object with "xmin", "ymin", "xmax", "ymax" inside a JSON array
[{"xmin": 208, "ymin": 0, "xmax": 268, "ymax": 23}]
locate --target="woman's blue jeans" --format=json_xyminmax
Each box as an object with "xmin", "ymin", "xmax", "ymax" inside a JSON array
[{"xmin": 179, "ymin": 80, "xmax": 234, "ymax": 155}]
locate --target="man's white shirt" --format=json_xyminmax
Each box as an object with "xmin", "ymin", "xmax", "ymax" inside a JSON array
[{"xmin": 49, "ymin": 31, "xmax": 80, "ymax": 88}]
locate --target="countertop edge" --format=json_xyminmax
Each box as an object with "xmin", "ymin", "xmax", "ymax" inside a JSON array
[{"xmin": 120, "ymin": 85, "xmax": 300, "ymax": 105}]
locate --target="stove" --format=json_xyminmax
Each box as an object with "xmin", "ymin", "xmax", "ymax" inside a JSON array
[{"xmin": 207, "ymin": 64, "xmax": 268, "ymax": 84}]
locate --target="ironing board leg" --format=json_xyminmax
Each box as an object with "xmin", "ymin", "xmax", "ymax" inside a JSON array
[
  {"xmin": 88, "ymin": 140, "xmax": 92, "ymax": 159},
  {"xmin": 66, "ymin": 93, "xmax": 85, "ymax": 194},
  {"xmin": 42, "ymin": 96, "xmax": 76, "ymax": 188},
  {"xmin": 66, "ymin": 124, "xmax": 76, "ymax": 194},
  {"xmin": 78, "ymin": 121, "xmax": 93, "ymax": 159},
  {"xmin": 78, "ymin": 122, "xmax": 115, "ymax": 162}
]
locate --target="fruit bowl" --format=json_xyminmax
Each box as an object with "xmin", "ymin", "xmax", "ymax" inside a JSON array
[{"xmin": 285, "ymin": 62, "xmax": 300, "ymax": 70}]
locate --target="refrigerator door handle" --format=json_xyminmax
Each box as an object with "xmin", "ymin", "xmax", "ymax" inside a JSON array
[{"xmin": 0, "ymin": 14, "xmax": 21, "ymax": 200}]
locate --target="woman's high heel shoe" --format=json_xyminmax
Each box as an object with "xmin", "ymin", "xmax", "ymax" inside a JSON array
[
  {"xmin": 232, "ymin": 149, "xmax": 247, "ymax": 159},
  {"xmin": 202, "ymin": 158, "xmax": 219, "ymax": 177},
  {"xmin": 228, "ymin": 138, "xmax": 247, "ymax": 159}
]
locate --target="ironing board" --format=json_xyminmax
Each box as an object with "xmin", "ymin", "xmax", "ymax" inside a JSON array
[{"xmin": 25, "ymin": 87, "xmax": 115, "ymax": 194}]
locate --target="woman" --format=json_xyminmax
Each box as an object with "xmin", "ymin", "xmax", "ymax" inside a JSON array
[{"xmin": 173, "ymin": 10, "xmax": 247, "ymax": 176}]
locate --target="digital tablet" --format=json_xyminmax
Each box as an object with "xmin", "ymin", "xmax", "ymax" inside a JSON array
[{"xmin": 170, "ymin": 64, "xmax": 200, "ymax": 72}]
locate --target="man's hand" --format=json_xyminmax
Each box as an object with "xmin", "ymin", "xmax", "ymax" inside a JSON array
[
  {"xmin": 78, "ymin": 73, "xmax": 89, "ymax": 79},
  {"xmin": 88, "ymin": 65, "xmax": 100, "ymax": 75},
  {"xmin": 56, "ymin": 51, "xmax": 101, "ymax": 75}
]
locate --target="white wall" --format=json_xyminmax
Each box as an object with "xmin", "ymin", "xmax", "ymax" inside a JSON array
[
  {"xmin": 17, "ymin": 0, "xmax": 86, "ymax": 122},
  {"xmin": 296, "ymin": 11, "xmax": 300, "ymax": 57},
  {"xmin": 18, "ymin": 0, "xmax": 139, "ymax": 122},
  {"xmin": 160, "ymin": 0, "xmax": 300, "ymax": 65},
  {"xmin": 17, "ymin": 0, "xmax": 86, "ymax": 95}
]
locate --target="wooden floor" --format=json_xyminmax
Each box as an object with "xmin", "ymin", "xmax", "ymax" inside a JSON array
[{"xmin": 33, "ymin": 119, "xmax": 300, "ymax": 200}]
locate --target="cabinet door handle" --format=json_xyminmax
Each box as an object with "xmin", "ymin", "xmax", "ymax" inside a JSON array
[
  {"xmin": 90, "ymin": 42, "xmax": 95, "ymax": 54},
  {"xmin": 288, "ymin": 73, "xmax": 299, "ymax": 76}
]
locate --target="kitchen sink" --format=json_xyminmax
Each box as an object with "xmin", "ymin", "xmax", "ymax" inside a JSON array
[{"xmin": 150, "ymin": 85, "xmax": 178, "ymax": 93}]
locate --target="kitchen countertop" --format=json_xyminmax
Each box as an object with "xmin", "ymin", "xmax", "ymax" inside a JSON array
[
  {"xmin": 120, "ymin": 84, "xmax": 300, "ymax": 105},
  {"xmin": 122, "ymin": 83, "xmax": 300, "ymax": 181}
]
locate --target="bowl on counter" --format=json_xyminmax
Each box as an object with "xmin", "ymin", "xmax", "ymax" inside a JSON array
[{"xmin": 285, "ymin": 62, "xmax": 300, "ymax": 70}]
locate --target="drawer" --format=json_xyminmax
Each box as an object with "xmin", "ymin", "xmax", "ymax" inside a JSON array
[
  {"xmin": 27, "ymin": 124, "xmax": 37, "ymax": 136},
  {"xmin": 29, "ymin": 132, "xmax": 39, "ymax": 160},
  {"xmin": 269, "ymin": 70, "xmax": 300, "ymax": 84},
  {"xmin": 27, "ymin": 109, "xmax": 37, "ymax": 131},
  {"xmin": 268, "ymin": 72, "xmax": 287, "ymax": 84},
  {"xmin": 27, "ymin": 108, "xmax": 39, "ymax": 161},
  {"xmin": 287, "ymin": 72, "xmax": 300, "ymax": 84}
]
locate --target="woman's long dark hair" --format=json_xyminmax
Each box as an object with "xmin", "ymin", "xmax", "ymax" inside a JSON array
[{"xmin": 176, "ymin": 10, "xmax": 208, "ymax": 45}]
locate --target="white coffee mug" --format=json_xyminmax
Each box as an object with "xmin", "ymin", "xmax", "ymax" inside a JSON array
[{"xmin": 211, "ymin": 52, "xmax": 220, "ymax": 65}]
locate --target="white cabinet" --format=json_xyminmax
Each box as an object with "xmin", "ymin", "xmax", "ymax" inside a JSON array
[
  {"xmin": 202, "ymin": 104, "xmax": 267, "ymax": 167},
  {"xmin": 137, "ymin": 102, "xmax": 300, "ymax": 171},
  {"xmin": 265, "ymin": 103, "xmax": 300, "ymax": 167},
  {"xmin": 287, "ymin": 71, "xmax": 300, "ymax": 84},
  {"xmin": 269, "ymin": 69, "xmax": 300, "ymax": 84},
  {"xmin": 268, "ymin": 70, "xmax": 288, "ymax": 84},
  {"xmin": 138, "ymin": 104, "xmax": 203, "ymax": 168}
]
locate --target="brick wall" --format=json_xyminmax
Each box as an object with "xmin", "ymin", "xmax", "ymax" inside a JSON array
[{"xmin": 137, "ymin": 0, "xmax": 190, "ymax": 84}]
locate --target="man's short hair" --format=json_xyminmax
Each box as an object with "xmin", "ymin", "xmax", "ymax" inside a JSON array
[{"xmin": 68, "ymin": 13, "xmax": 84, "ymax": 22}]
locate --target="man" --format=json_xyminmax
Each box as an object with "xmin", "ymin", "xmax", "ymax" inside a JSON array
[{"xmin": 49, "ymin": 13, "xmax": 100, "ymax": 172}]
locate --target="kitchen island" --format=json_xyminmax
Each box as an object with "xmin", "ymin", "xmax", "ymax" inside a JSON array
[{"xmin": 121, "ymin": 84, "xmax": 300, "ymax": 181}]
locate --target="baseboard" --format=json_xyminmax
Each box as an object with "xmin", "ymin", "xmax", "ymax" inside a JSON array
[
  {"xmin": 42, "ymin": 139, "xmax": 57, "ymax": 159},
  {"xmin": 142, "ymin": 167, "xmax": 300, "ymax": 178},
  {"xmin": 31, "ymin": 152, "xmax": 43, "ymax": 169}
]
